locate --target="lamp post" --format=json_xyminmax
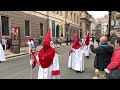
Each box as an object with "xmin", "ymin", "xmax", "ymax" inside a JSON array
[
  {"xmin": 108, "ymin": 11, "xmax": 111, "ymax": 37},
  {"xmin": 66, "ymin": 23, "xmax": 70, "ymax": 45}
]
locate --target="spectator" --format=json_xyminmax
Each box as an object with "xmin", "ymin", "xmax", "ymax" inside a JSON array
[
  {"xmin": 10, "ymin": 37, "xmax": 13, "ymax": 52},
  {"xmin": 38, "ymin": 37, "xmax": 42, "ymax": 45},
  {"xmin": 104, "ymin": 37, "xmax": 120, "ymax": 79},
  {"xmin": 7, "ymin": 38, "xmax": 10, "ymax": 49},
  {"xmin": 109, "ymin": 30, "xmax": 117, "ymax": 47},
  {"xmin": 33, "ymin": 37, "xmax": 38, "ymax": 51},
  {"xmin": 90, "ymin": 36, "xmax": 114, "ymax": 79},
  {"xmin": 91, "ymin": 35, "xmax": 95, "ymax": 44},
  {"xmin": 2, "ymin": 37, "xmax": 6, "ymax": 50},
  {"xmin": 70, "ymin": 37, "xmax": 72, "ymax": 44},
  {"xmin": 56, "ymin": 37, "xmax": 59, "ymax": 46},
  {"xmin": 59, "ymin": 38, "xmax": 62, "ymax": 46},
  {"xmin": 96, "ymin": 36, "xmax": 100, "ymax": 46}
]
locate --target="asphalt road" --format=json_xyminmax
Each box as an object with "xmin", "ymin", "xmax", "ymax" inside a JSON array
[{"xmin": 0, "ymin": 45, "xmax": 95, "ymax": 79}]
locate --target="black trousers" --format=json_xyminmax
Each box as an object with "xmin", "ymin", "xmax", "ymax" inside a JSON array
[{"xmin": 2, "ymin": 45, "xmax": 5, "ymax": 50}]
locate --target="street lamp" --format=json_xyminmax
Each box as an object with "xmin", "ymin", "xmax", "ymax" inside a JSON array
[
  {"xmin": 66, "ymin": 23, "xmax": 70, "ymax": 45},
  {"xmin": 108, "ymin": 11, "xmax": 111, "ymax": 37}
]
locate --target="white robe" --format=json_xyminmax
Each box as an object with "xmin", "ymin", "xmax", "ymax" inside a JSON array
[
  {"xmin": 83, "ymin": 45, "xmax": 91, "ymax": 56},
  {"xmin": 36, "ymin": 53, "xmax": 60, "ymax": 79},
  {"xmin": 68, "ymin": 48, "xmax": 84, "ymax": 72},
  {"xmin": 26, "ymin": 41, "xmax": 34, "ymax": 54},
  {"xmin": 0, "ymin": 43, "xmax": 6, "ymax": 62}
]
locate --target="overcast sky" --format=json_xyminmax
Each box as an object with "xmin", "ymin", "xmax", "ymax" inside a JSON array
[{"xmin": 87, "ymin": 11, "xmax": 108, "ymax": 19}]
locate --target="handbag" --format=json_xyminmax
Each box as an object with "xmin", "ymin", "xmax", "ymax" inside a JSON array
[{"xmin": 108, "ymin": 69, "xmax": 120, "ymax": 79}]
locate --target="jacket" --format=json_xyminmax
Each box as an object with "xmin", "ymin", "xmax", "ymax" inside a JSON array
[
  {"xmin": 110, "ymin": 34, "xmax": 117, "ymax": 45},
  {"xmin": 107, "ymin": 48, "xmax": 120, "ymax": 71},
  {"xmin": 90, "ymin": 44, "xmax": 114, "ymax": 71}
]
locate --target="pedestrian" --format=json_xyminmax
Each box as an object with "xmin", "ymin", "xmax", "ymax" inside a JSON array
[
  {"xmin": 90, "ymin": 36, "xmax": 114, "ymax": 79},
  {"xmin": 91, "ymin": 34, "xmax": 95, "ymax": 44},
  {"xmin": 38, "ymin": 36, "xmax": 42, "ymax": 45},
  {"xmin": 10, "ymin": 37, "xmax": 13, "ymax": 52},
  {"xmin": 70, "ymin": 37, "xmax": 72, "ymax": 44},
  {"xmin": 104, "ymin": 37, "xmax": 120, "ymax": 79},
  {"xmin": 7, "ymin": 38, "xmax": 10, "ymax": 49},
  {"xmin": 96, "ymin": 36, "xmax": 100, "ymax": 46},
  {"xmin": 56, "ymin": 37, "xmax": 59, "ymax": 46},
  {"xmin": 68, "ymin": 32, "xmax": 84, "ymax": 72},
  {"xmin": 30, "ymin": 29, "xmax": 60, "ymax": 79},
  {"xmin": 109, "ymin": 30, "xmax": 117, "ymax": 48},
  {"xmin": 0, "ymin": 42, "xmax": 6, "ymax": 63},
  {"xmin": 33, "ymin": 37, "xmax": 38, "ymax": 51},
  {"xmin": 83, "ymin": 33, "xmax": 91, "ymax": 58},
  {"xmin": 2, "ymin": 37, "xmax": 6, "ymax": 50},
  {"xmin": 59, "ymin": 38, "xmax": 62, "ymax": 46},
  {"xmin": 26, "ymin": 38, "xmax": 34, "ymax": 57}
]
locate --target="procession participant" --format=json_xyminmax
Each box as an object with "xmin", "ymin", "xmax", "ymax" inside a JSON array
[
  {"xmin": 30, "ymin": 29, "xmax": 60, "ymax": 79},
  {"xmin": 68, "ymin": 32, "xmax": 84, "ymax": 72},
  {"xmin": 0, "ymin": 42, "xmax": 6, "ymax": 63}
]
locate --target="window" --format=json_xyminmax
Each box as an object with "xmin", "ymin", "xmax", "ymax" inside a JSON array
[
  {"xmin": 80, "ymin": 23, "xmax": 82, "ymax": 26},
  {"xmin": 52, "ymin": 20, "xmax": 55, "ymax": 37},
  {"xmin": 40, "ymin": 23, "xmax": 44, "ymax": 36},
  {"xmin": 56, "ymin": 11, "xmax": 59, "ymax": 14},
  {"xmin": 66, "ymin": 11, "xmax": 68, "ymax": 18},
  {"xmin": 74, "ymin": 13, "xmax": 76, "ymax": 22},
  {"xmin": 71, "ymin": 12, "xmax": 72, "ymax": 20},
  {"xmin": 53, "ymin": 11, "xmax": 55, "ymax": 13},
  {"xmin": 25, "ymin": 20, "xmax": 30, "ymax": 36},
  {"xmin": 77, "ymin": 16, "xmax": 79, "ymax": 23},
  {"xmin": 74, "ymin": 29, "xmax": 75, "ymax": 34},
  {"xmin": 80, "ymin": 13, "xmax": 81, "ymax": 17},
  {"xmin": 1, "ymin": 16, "xmax": 9, "ymax": 36},
  {"xmin": 60, "ymin": 11, "xmax": 62, "ymax": 15}
]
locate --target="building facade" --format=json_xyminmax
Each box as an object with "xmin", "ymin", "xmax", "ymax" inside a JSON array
[
  {"xmin": 0, "ymin": 11, "xmax": 89, "ymax": 47},
  {"xmin": 95, "ymin": 22, "xmax": 102, "ymax": 37},
  {"xmin": 90, "ymin": 15, "xmax": 96, "ymax": 35},
  {"xmin": 47, "ymin": 11, "xmax": 66, "ymax": 40},
  {"xmin": 0, "ymin": 11, "xmax": 48, "ymax": 46},
  {"xmin": 111, "ymin": 11, "xmax": 120, "ymax": 37},
  {"xmin": 65, "ymin": 11, "xmax": 81, "ymax": 39},
  {"xmin": 96, "ymin": 14, "xmax": 109, "ymax": 36},
  {"xmin": 80, "ymin": 11, "xmax": 92, "ymax": 38}
]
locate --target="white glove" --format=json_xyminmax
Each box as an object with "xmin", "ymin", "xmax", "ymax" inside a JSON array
[
  {"xmin": 30, "ymin": 60, "xmax": 34, "ymax": 65},
  {"xmin": 104, "ymin": 68, "xmax": 110, "ymax": 74}
]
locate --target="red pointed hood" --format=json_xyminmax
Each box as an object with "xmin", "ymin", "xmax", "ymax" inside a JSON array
[
  {"xmin": 43, "ymin": 28, "xmax": 51, "ymax": 45},
  {"xmin": 74, "ymin": 32, "xmax": 79, "ymax": 43},
  {"xmin": 72, "ymin": 32, "xmax": 81, "ymax": 49},
  {"xmin": 38, "ymin": 28, "xmax": 56, "ymax": 68},
  {"xmin": 43, "ymin": 28, "xmax": 51, "ymax": 52}
]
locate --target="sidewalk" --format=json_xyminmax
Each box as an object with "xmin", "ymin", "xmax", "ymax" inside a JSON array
[{"xmin": 4, "ymin": 43, "xmax": 67, "ymax": 59}]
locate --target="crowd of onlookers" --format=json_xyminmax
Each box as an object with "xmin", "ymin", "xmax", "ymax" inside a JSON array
[{"xmin": 91, "ymin": 30, "xmax": 120, "ymax": 79}]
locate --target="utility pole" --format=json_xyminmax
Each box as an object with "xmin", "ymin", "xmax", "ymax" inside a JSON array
[{"xmin": 108, "ymin": 11, "xmax": 111, "ymax": 37}]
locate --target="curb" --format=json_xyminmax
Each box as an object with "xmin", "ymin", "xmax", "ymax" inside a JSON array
[{"xmin": 5, "ymin": 44, "xmax": 69, "ymax": 59}]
